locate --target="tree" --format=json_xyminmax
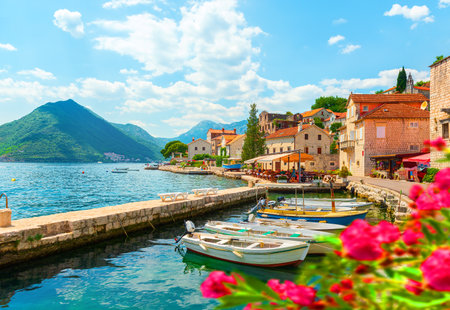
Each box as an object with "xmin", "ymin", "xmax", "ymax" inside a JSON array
[
  {"xmin": 330, "ymin": 141, "xmax": 338, "ymax": 154},
  {"xmin": 313, "ymin": 117, "xmax": 324, "ymax": 129},
  {"xmin": 160, "ymin": 140, "xmax": 187, "ymax": 158},
  {"xmin": 311, "ymin": 96, "xmax": 347, "ymax": 112},
  {"xmin": 433, "ymin": 55, "xmax": 444, "ymax": 64},
  {"xmin": 241, "ymin": 103, "xmax": 266, "ymax": 161},
  {"xmin": 330, "ymin": 122, "xmax": 342, "ymax": 133},
  {"xmin": 396, "ymin": 67, "xmax": 407, "ymax": 93},
  {"xmin": 415, "ymin": 80, "xmax": 429, "ymax": 87},
  {"xmin": 375, "ymin": 89, "xmax": 384, "ymax": 94},
  {"xmin": 286, "ymin": 111, "xmax": 293, "ymax": 115}
]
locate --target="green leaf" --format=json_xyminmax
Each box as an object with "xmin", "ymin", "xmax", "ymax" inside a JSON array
[
  {"xmin": 316, "ymin": 235, "xmax": 342, "ymax": 247},
  {"xmin": 421, "ymin": 224, "xmax": 435, "ymax": 242},
  {"xmin": 395, "ymin": 267, "xmax": 422, "ymax": 282},
  {"xmin": 422, "ymin": 218, "xmax": 446, "ymax": 242},
  {"xmin": 391, "ymin": 291, "xmax": 450, "ymax": 308},
  {"xmin": 217, "ymin": 293, "xmax": 266, "ymax": 309},
  {"xmin": 440, "ymin": 208, "xmax": 450, "ymax": 221}
]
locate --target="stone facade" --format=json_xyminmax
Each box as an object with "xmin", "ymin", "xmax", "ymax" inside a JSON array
[
  {"xmin": 206, "ymin": 128, "xmax": 236, "ymax": 142},
  {"xmin": 301, "ymin": 108, "xmax": 334, "ymax": 124},
  {"xmin": 187, "ymin": 138, "xmax": 211, "ymax": 160},
  {"xmin": 430, "ymin": 56, "xmax": 450, "ymax": 169},
  {"xmin": 258, "ymin": 111, "xmax": 302, "ymax": 135},
  {"xmin": 339, "ymin": 94, "xmax": 430, "ymax": 177},
  {"xmin": 226, "ymin": 134, "xmax": 246, "ymax": 159},
  {"xmin": 294, "ymin": 124, "xmax": 338, "ymax": 171}
]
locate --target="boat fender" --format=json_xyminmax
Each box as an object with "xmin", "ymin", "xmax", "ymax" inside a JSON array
[
  {"xmin": 247, "ymin": 214, "xmax": 256, "ymax": 222},
  {"xmin": 232, "ymin": 250, "xmax": 243, "ymax": 258},
  {"xmin": 185, "ymin": 220, "xmax": 196, "ymax": 233}
]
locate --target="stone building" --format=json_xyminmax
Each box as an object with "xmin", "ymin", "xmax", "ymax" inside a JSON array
[
  {"xmin": 429, "ymin": 56, "xmax": 450, "ymax": 169},
  {"xmin": 258, "ymin": 111, "xmax": 302, "ymax": 135},
  {"xmin": 226, "ymin": 134, "xmax": 246, "ymax": 159},
  {"xmin": 382, "ymin": 73, "xmax": 430, "ymax": 99},
  {"xmin": 339, "ymin": 93, "xmax": 430, "ymax": 177},
  {"xmin": 301, "ymin": 108, "xmax": 334, "ymax": 124},
  {"xmin": 206, "ymin": 128, "xmax": 236, "ymax": 142},
  {"xmin": 212, "ymin": 134, "xmax": 237, "ymax": 156},
  {"xmin": 187, "ymin": 138, "xmax": 211, "ymax": 160},
  {"xmin": 294, "ymin": 124, "xmax": 338, "ymax": 171},
  {"xmin": 323, "ymin": 112, "xmax": 346, "ymax": 129}
]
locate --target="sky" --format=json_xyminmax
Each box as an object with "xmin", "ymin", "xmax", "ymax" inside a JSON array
[{"xmin": 0, "ymin": 0, "xmax": 449, "ymax": 137}]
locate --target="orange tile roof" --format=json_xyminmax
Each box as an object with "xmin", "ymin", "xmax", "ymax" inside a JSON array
[
  {"xmin": 208, "ymin": 129, "xmax": 235, "ymax": 134},
  {"xmin": 381, "ymin": 86, "xmax": 396, "ymax": 94},
  {"xmin": 265, "ymin": 127, "xmax": 298, "ymax": 139},
  {"xmin": 301, "ymin": 108, "xmax": 326, "ymax": 118},
  {"xmin": 214, "ymin": 134, "xmax": 238, "ymax": 142},
  {"xmin": 413, "ymin": 86, "xmax": 430, "ymax": 91},
  {"xmin": 334, "ymin": 112, "xmax": 346, "ymax": 118},
  {"xmin": 227, "ymin": 134, "xmax": 245, "ymax": 145},
  {"xmin": 356, "ymin": 103, "xmax": 429, "ymax": 121},
  {"xmin": 350, "ymin": 93, "xmax": 429, "ymax": 104}
]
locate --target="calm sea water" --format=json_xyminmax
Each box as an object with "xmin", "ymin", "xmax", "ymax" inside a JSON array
[{"xmin": 0, "ymin": 163, "xmax": 379, "ymax": 309}]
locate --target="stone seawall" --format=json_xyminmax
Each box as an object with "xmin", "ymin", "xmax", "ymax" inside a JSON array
[
  {"xmin": 0, "ymin": 187, "xmax": 264, "ymax": 269},
  {"xmin": 347, "ymin": 181, "xmax": 412, "ymax": 220}
]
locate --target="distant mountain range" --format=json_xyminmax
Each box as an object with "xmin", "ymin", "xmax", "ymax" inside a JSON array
[{"xmin": 0, "ymin": 99, "xmax": 247, "ymax": 162}]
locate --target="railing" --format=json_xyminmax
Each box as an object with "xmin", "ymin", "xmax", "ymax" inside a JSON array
[
  {"xmin": 339, "ymin": 140, "xmax": 355, "ymax": 150},
  {"xmin": 0, "ymin": 193, "xmax": 8, "ymax": 208}
]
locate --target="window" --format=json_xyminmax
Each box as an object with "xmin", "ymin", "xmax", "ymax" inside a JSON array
[
  {"xmin": 318, "ymin": 134, "xmax": 322, "ymax": 140},
  {"xmin": 280, "ymin": 147, "xmax": 283, "ymax": 153},
  {"xmin": 359, "ymin": 128, "xmax": 363, "ymax": 140},
  {"xmin": 287, "ymin": 146, "xmax": 291, "ymax": 151},
  {"xmin": 349, "ymin": 130, "xmax": 355, "ymax": 140},
  {"xmin": 357, "ymin": 161, "xmax": 360, "ymax": 167},
  {"xmin": 305, "ymin": 134, "xmax": 309, "ymax": 140},
  {"xmin": 194, "ymin": 147, "xmax": 198, "ymax": 151},
  {"xmin": 266, "ymin": 148, "xmax": 269, "ymax": 154},
  {"xmin": 273, "ymin": 148, "xmax": 276, "ymax": 153},
  {"xmin": 410, "ymin": 145, "xmax": 419, "ymax": 151},
  {"xmin": 305, "ymin": 147, "xmax": 309, "ymax": 154},
  {"xmin": 376, "ymin": 126, "xmax": 386, "ymax": 138},
  {"xmin": 363, "ymin": 106, "xmax": 368, "ymax": 112},
  {"xmin": 202, "ymin": 147, "xmax": 205, "ymax": 151},
  {"xmin": 330, "ymin": 162, "xmax": 335, "ymax": 167},
  {"xmin": 443, "ymin": 123, "xmax": 449, "ymax": 139},
  {"xmin": 318, "ymin": 147, "xmax": 322, "ymax": 154},
  {"xmin": 310, "ymin": 162, "xmax": 315, "ymax": 166},
  {"xmin": 409, "ymin": 122, "xmax": 418, "ymax": 128}
]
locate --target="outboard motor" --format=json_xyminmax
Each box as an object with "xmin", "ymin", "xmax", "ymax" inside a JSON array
[
  {"xmin": 185, "ymin": 220, "xmax": 196, "ymax": 233},
  {"xmin": 277, "ymin": 196, "xmax": 285, "ymax": 203}
]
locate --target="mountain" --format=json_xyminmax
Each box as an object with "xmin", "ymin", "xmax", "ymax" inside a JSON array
[
  {"xmin": 0, "ymin": 99, "xmax": 161, "ymax": 162},
  {"xmin": 113, "ymin": 123, "xmax": 167, "ymax": 160},
  {"xmin": 172, "ymin": 120, "xmax": 247, "ymax": 144}
]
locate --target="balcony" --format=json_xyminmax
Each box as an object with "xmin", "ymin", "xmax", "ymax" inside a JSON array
[{"xmin": 339, "ymin": 140, "xmax": 355, "ymax": 150}]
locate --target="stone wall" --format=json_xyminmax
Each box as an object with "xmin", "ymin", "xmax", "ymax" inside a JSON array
[
  {"xmin": 0, "ymin": 187, "xmax": 264, "ymax": 268},
  {"xmin": 430, "ymin": 56, "xmax": 450, "ymax": 169},
  {"xmin": 347, "ymin": 181, "xmax": 412, "ymax": 220}
]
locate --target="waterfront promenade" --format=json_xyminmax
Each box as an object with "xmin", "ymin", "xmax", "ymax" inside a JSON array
[{"xmin": 348, "ymin": 176, "xmax": 421, "ymax": 196}]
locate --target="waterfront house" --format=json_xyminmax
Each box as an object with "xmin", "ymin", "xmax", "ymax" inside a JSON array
[
  {"xmin": 226, "ymin": 134, "xmax": 246, "ymax": 159},
  {"xmin": 323, "ymin": 112, "xmax": 346, "ymax": 129},
  {"xmin": 262, "ymin": 127, "xmax": 297, "ymax": 170},
  {"xmin": 258, "ymin": 111, "xmax": 302, "ymax": 135},
  {"xmin": 301, "ymin": 108, "xmax": 334, "ymax": 124},
  {"xmin": 187, "ymin": 138, "xmax": 211, "ymax": 160},
  {"xmin": 294, "ymin": 124, "xmax": 339, "ymax": 171},
  {"xmin": 338, "ymin": 93, "xmax": 430, "ymax": 177},
  {"xmin": 430, "ymin": 56, "xmax": 450, "ymax": 169},
  {"xmin": 212, "ymin": 134, "xmax": 237, "ymax": 156}
]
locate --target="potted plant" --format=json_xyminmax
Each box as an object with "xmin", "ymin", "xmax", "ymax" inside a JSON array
[
  {"xmin": 277, "ymin": 175, "xmax": 288, "ymax": 183},
  {"xmin": 339, "ymin": 165, "xmax": 350, "ymax": 182}
]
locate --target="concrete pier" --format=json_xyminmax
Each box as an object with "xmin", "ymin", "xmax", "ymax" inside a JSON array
[{"xmin": 0, "ymin": 187, "xmax": 264, "ymax": 269}]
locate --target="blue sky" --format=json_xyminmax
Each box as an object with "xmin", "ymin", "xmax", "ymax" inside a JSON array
[{"xmin": 0, "ymin": 0, "xmax": 449, "ymax": 137}]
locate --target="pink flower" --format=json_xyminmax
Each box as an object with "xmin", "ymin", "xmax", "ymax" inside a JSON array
[
  {"xmin": 421, "ymin": 248, "xmax": 450, "ymax": 291},
  {"xmin": 402, "ymin": 228, "xmax": 424, "ymax": 245},
  {"xmin": 435, "ymin": 168, "xmax": 450, "ymax": 191},
  {"xmin": 405, "ymin": 279, "xmax": 423, "ymax": 295},
  {"xmin": 200, "ymin": 271, "xmax": 237, "ymax": 298},
  {"xmin": 430, "ymin": 137, "xmax": 447, "ymax": 151},
  {"xmin": 340, "ymin": 220, "xmax": 398, "ymax": 261},
  {"xmin": 340, "ymin": 279, "xmax": 353, "ymax": 290},
  {"xmin": 415, "ymin": 184, "xmax": 450, "ymax": 210},
  {"xmin": 329, "ymin": 283, "xmax": 341, "ymax": 294},
  {"xmin": 267, "ymin": 279, "xmax": 287, "ymax": 300},
  {"xmin": 409, "ymin": 184, "xmax": 424, "ymax": 200},
  {"xmin": 268, "ymin": 280, "xmax": 316, "ymax": 306}
]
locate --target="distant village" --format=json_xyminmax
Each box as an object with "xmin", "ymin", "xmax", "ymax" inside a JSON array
[{"xmin": 168, "ymin": 56, "xmax": 449, "ymax": 181}]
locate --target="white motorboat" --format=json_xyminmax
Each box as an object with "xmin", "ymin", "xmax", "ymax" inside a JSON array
[
  {"xmin": 246, "ymin": 215, "xmax": 346, "ymax": 233},
  {"xmin": 111, "ymin": 170, "xmax": 128, "ymax": 173},
  {"xmin": 180, "ymin": 221, "xmax": 309, "ymax": 267},
  {"xmin": 281, "ymin": 198, "xmax": 372, "ymax": 209},
  {"xmin": 205, "ymin": 221, "xmax": 332, "ymax": 254},
  {"xmin": 144, "ymin": 163, "xmax": 159, "ymax": 170}
]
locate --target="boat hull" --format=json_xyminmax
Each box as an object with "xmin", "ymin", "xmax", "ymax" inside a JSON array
[
  {"xmin": 257, "ymin": 210, "xmax": 368, "ymax": 226},
  {"xmin": 182, "ymin": 234, "xmax": 309, "ymax": 267},
  {"xmin": 251, "ymin": 218, "xmax": 345, "ymax": 233},
  {"xmin": 222, "ymin": 164, "xmax": 242, "ymax": 170}
]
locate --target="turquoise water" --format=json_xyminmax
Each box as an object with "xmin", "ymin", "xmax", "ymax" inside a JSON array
[{"xmin": 0, "ymin": 163, "xmax": 245, "ymax": 220}]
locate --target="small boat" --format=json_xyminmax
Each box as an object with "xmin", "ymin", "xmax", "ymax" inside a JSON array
[
  {"xmin": 182, "ymin": 232, "xmax": 310, "ymax": 267},
  {"xmin": 127, "ymin": 169, "xmax": 140, "ymax": 171},
  {"xmin": 111, "ymin": 169, "xmax": 128, "ymax": 173},
  {"xmin": 205, "ymin": 221, "xmax": 332, "ymax": 254},
  {"xmin": 257, "ymin": 209, "xmax": 368, "ymax": 226},
  {"xmin": 274, "ymin": 205, "xmax": 354, "ymax": 212},
  {"xmin": 246, "ymin": 215, "xmax": 346, "ymax": 233},
  {"xmin": 144, "ymin": 163, "xmax": 159, "ymax": 170},
  {"xmin": 281, "ymin": 198, "xmax": 371, "ymax": 209},
  {"xmin": 115, "ymin": 168, "xmax": 129, "ymax": 171},
  {"xmin": 222, "ymin": 163, "xmax": 242, "ymax": 170}
]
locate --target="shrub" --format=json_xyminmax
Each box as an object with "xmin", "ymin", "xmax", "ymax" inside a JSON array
[
  {"xmin": 422, "ymin": 168, "xmax": 439, "ymax": 183},
  {"xmin": 339, "ymin": 166, "xmax": 349, "ymax": 178},
  {"xmin": 193, "ymin": 154, "xmax": 211, "ymax": 160},
  {"xmin": 169, "ymin": 159, "xmax": 177, "ymax": 165}
]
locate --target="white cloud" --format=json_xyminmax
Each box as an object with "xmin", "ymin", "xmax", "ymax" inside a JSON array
[
  {"xmin": 439, "ymin": 0, "xmax": 450, "ymax": 8},
  {"xmin": 18, "ymin": 68, "xmax": 56, "ymax": 80},
  {"xmin": 53, "ymin": 9, "xmax": 84, "ymax": 38},
  {"xmin": 103, "ymin": 0, "xmax": 152, "ymax": 9},
  {"xmin": 328, "ymin": 35, "xmax": 345, "ymax": 45},
  {"xmin": 332, "ymin": 18, "xmax": 347, "ymax": 25},
  {"xmin": 0, "ymin": 69, "xmax": 7, "ymax": 74},
  {"xmin": 77, "ymin": 78, "xmax": 126, "ymax": 99},
  {"xmin": 0, "ymin": 43, "xmax": 17, "ymax": 51},
  {"xmin": 120, "ymin": 68, "xmax": 138, "ymax": 75},
  {"xmin": 341, "ymin": 44, "xmax": 361, "ymax": 54},
  {"xmin": 384, "ymin": 4, "xmax": 434, "ymax": 28}
]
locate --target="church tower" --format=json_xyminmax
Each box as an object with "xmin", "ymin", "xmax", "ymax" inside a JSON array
[{"xmin": 406, "ymin": 72, "xmax": 414, "ymax": 94}]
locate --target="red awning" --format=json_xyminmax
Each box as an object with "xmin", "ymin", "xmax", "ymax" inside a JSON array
[{"xmin": 403, "ymin": 153, "xmax": 430, "ymax": 163}]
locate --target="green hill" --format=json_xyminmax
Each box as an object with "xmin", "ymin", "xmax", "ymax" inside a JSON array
[{"xmin": 0, "ymin": 99, "xmax": 161, "ymax": 162}]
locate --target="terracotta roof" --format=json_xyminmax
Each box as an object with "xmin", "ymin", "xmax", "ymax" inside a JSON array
[
  {"xmin": 356, "ymin": 103, "xmax": 429, "ymax": 122},
  {"xmin": 265, "ymin": 127, "xmax": 298, "ymax": 139},
  {"xmin": 324, "ymin": 117, "xmax": 331, "ymax": 122},
  {"xmin": 227, "ymin": 134, "xmax": 245, "ymax": 145},
  {"xmin": 301, "ymin": 108, "xmax": 331, "ymax": 118},
  {"xmin": 207, "ymin": 129, "xmax": 235, "ymax": 134},
  {"xmin": 187, "ymin": 138, "xmax": 210, "ymax": 146},
  {"xmin": 218, "ymin": 134, "xmax": 238, "ymax": 142},
  {"xmin": 334, "ymin": 112, "xmax": 346, "ymax": 118},
  {"xmin": 381, "ymin": 86, "xmax": 396, "ymax": 94},
  {"xmin": 349, "ymin": 93, "xmax": 429, "ymax": 104},
  {"xmin": 413, "ymin": 86, "xmax": 430, "ymax": 91}
]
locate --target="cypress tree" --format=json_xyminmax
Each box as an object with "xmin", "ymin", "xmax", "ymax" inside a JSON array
[
  {"xmin": 396, "ymin": 67, "xmax": 407, "ymax": 93},
  {"xmin": 241, "ymin": 103, "xmax": 266, "ymax": 161}
]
